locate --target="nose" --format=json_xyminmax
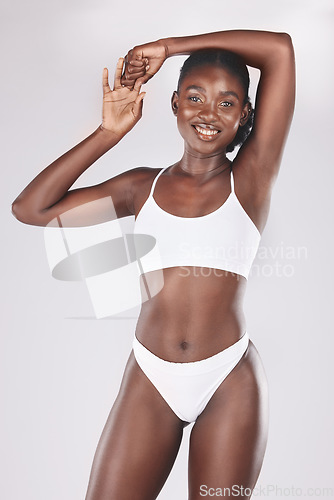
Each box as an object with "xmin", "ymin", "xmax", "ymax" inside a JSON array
[{"xmin": 197, "ymin": 101, "xmax": 218, "ymax": 123}]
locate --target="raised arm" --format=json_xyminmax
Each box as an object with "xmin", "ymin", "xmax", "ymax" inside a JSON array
[
  {"xmin": 11, "ymin": 59, "xmax": 146, "ymax": 227},
  {"xmin": 122, "ymin": 30, "xmax": 295, "ymax": 190}
]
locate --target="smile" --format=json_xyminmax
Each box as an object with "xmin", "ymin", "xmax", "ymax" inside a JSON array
[{"xmin": 192, "ymin": 124, "xmax": 221, "ymax": 140}]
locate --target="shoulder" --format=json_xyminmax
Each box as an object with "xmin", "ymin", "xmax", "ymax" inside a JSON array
[
  {"xmin": 107, "ymin": 166, "xmax": 161, "ymax": 191},
  {"xmin": 118, "ymin": 167, "xmax": 163, "ymax": 214},
  {"xmin": 124, "ymin": 166, "xmax": 163, "ymax": 192},
  {"xmin": 123, "ymin": 167, "xmax": 163, "ymax": 217},
  {"xmin": 123, "ymin": 166, "xmax": 161, "ymax": 181}
]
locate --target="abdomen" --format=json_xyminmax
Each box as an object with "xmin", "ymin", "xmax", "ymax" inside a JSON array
[{"xmin": 134, "ymin": 266, "xmax": 248, "ymax": 362}]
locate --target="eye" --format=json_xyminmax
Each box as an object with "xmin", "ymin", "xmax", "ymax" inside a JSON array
[
  {"xmin": 188, "ymin": 95, "xmax": 202, "ymax": 103},
  {"xmin": 220, "ymin": 101, "xmax": 233, "ymax": 107}
]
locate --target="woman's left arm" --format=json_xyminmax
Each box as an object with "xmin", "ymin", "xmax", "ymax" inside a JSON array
[{"xmin": 123, "ymin": 30, "xmax": 295, "ymax": 190}]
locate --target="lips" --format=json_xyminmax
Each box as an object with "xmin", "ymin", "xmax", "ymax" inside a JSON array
[{"xmin": 192, "ymin": 123, "xmax": 221, "ymax": 140}]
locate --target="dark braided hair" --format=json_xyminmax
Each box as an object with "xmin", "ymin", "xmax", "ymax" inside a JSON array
[{"xmin": 177, "ymin": 49, "xmax": 254, "ymax": 153}]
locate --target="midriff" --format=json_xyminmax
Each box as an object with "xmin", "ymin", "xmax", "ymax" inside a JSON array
[{"xmin": 134, "ymin": 265, "xmax": 247, "ymax": 362}]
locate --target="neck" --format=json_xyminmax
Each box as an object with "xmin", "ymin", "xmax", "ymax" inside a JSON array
[{"xmin": 177, "ymin": 148, "xmax": 231, "ymax": 176}]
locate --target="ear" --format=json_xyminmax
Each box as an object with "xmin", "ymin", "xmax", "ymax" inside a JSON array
[
  {"xmin": 239, "ymin": 102, "xmax": 252, "ymax": 127},
  {"xmin": 171, "ymin": 91, "xmax": 179, "ymax": 116}
]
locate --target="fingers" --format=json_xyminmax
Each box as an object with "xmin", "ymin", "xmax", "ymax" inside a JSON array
[
  {"xmin": 132, "ymin": 76, "xmax": 146, "ymax": 93},
  {"xmin": 120, "ymin": 62, "xmax": 147, "ymax": 88},
  {"xmin": 133, "ymin": 91, "xmax": 146, "ymax": 117},
  {"xmin": 135, "ymin": 92, "xmax": 146, "ymax": 105},
  {"xmin": 102, "ymin": 67, "xmax": 112, "ymax": 95},
  {"xmin": 124, "ymin": 69, "xmax": 146, "ymax": 83},
  {"xmin": 134, "ymin": 50, "xmax": 143, "ymax": 62},
  {"xmin": 123, "ymin": 61, "xmax": 148, "ymax": 81},
  {"xmin": 127, "ymin": 64, "xmax": 148, "ymax": 76},
  {"xmin": 113, "ymin": 57, "xmax": 124, "ymax": 90},
  {"xmin": 120, "ymin": 77, "xmax": 135, "ymax": 88},
  {"xmin": 129, "ymin": 58, "xmax": 148, "ymax": 67},
  {"xmin": 134, "ymin": 72, "xmax": 152, "ymax": 86}
]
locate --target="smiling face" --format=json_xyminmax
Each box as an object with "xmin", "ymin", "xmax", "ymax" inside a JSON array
[{"xmin": 171, "ymin": 64, "xmax": 250, "ymax": 155}]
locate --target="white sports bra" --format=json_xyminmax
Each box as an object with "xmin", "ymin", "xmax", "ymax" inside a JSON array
[{"xmin": 133, "ymin": 166, "xmax": 261, "ymax": 280}]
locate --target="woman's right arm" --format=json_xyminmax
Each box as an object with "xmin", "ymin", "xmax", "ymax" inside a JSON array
[{"xmin": 11, "ymin": 58, "xmax": 146, "ymax": 227}]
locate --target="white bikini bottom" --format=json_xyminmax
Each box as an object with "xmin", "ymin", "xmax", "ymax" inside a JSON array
[{"xmin": 132, "ymin": 332, "xmax": 249, "ymax": 423}]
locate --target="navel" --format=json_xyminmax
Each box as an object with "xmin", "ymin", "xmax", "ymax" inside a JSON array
[{"xmin": 179, "ymin": 340, "xmax": 190, "ymax": 351}]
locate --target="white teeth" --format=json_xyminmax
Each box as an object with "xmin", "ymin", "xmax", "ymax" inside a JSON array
[{"xmin": 194, "ymin": 126, "xmax": 219, "ymax": 136}]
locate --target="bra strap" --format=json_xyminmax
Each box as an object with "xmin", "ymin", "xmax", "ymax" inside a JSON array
[
  {"xmin": 230, "ymin": 168, "xmax": 235, "ymax": 193},
  {"xmin": 149, "ymin": 167, "xmax": 167, "ymax": 198}
]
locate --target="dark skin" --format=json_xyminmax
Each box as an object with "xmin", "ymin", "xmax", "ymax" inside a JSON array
[{"xmin": 12, "ymin": 30, "xmax": 295, "ymax": 500}]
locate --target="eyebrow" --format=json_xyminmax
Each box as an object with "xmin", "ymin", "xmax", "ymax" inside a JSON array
[{"xmin": 185, "ymin": 85, "xmax": 240, "ymax": 100}]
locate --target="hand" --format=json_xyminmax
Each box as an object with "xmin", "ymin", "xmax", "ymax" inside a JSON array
[
  {"xmin": 100, "ymin": 58, "xmax": 146, "ymax": 137},
  {"xmin": 121, "ymin": 40, "xmax": 168, "ymax": 87}
]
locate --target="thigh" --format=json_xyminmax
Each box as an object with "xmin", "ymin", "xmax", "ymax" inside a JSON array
[
  {"xmin": 85, "ymin": 350, "xmax": 185, "ymax": 500},
  {"xmin": 188, "ymin": 341, "xmax": 269, "ymax": 500}
]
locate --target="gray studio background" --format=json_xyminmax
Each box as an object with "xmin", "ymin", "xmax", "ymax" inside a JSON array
[{"xmin": 2, "ymin": 0, "xmax": 333, "ymax": 498}]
